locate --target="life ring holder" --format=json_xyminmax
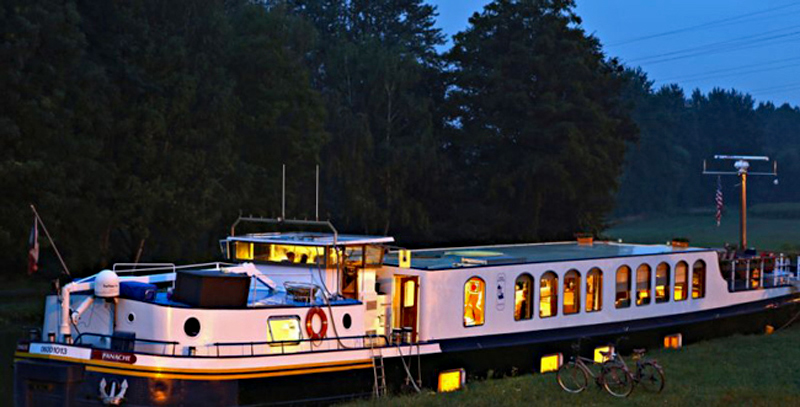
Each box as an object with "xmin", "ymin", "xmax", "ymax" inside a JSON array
[{"xmin": 305, "ymin": 307, "xmax": 328, "ymax": 345}]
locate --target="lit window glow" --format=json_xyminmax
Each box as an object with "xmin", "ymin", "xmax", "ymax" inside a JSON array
[
  {"xmin": 655, "ymin": 262, "xmax": 670, "ymax": 303},
  {"xmin": 464, "ymin": 277, "xmax": 485, "ymax": 327},
  {"xmin": 692, "ymin": 260, "xmax": 706, "ymax": 299},
  {"xmin": 636, "ymin": 264, "xmax": 651, "ymax": 306},
  {"xmin": 616, "ymin": 266, "xmax": 631, "ymax": 308},
  {"xmin": 267, "ymin": 316, "xmax": 301, "ymax": 347},
  {"xmin": 514, "ymin": 274, "xmax": 533, "ymax": 321},
  {"xmin": 564, "ymin": 270, "xmax": 580, "ymax": 315},
  {"xmin": 540, "ymin": 272, "xmax": 558, "ymax": 318},
  {"xmin": 675, "ymin": 261, "xmax": 688, "ymax": 301},
  {"xmin": 586, "ymin": 268, "xmax": 603, "ymax": 312}
]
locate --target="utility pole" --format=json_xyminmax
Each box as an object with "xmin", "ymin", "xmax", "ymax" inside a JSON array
[{"xmin": 703, "ymin": 155, "xmax": 778, "ymax": 250}]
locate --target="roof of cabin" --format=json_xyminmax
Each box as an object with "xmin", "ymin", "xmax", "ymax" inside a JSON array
[
  {"xmin": 383, "ymin": 241, "xmax": 710, "ymax": 270},
  {"xmin": 227, "ymin": 232, "xmax": 394, "ymax": 246}
]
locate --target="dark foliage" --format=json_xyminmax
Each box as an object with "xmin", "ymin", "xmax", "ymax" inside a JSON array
[{"xmin": 1, "ymin": 0, "xmax": 796, "ymax": 279}]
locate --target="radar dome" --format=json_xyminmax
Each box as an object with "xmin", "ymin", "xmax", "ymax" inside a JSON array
[{"xmin": 94, "ymin": 270, "xmax": 120, "ymax": 298}]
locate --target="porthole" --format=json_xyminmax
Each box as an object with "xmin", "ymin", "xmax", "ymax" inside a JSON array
[
  {"xmin": 127, "ymin": 313, "xmax": 136, "ymax": 323},
  {"xmin": 184, "ymin": 317, "xmax": 201, "ymax": 337},
  {"xmin": 342, "ymin": 313, "xmax": 352, "ymax": 329}
]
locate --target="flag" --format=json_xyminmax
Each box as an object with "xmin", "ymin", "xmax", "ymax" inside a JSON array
[
  {"xmin": 27, "ymin": 218, "xmax": 39, "ymax": 275},
  {"xmin": 715, "ymin": 176, "xmax": 723, "ymax": 227}
]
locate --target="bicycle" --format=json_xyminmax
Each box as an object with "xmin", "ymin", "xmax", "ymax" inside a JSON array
[
  {"xmin": 610, "ymin": 336, "xmax": 666, "ymax": 394},
  {"xmin": 628, "ymin": 348, "xmax": 666, "ymax": 393},
  {"xmin": 557, "ymin": 340, "xmax": 634, "ymax": 397}
]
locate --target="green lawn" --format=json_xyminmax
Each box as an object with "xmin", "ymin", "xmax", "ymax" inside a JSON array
[
  {"xmin": 342, "ymin": 325, "xmax": 800, "ymax": 407},
  {"xmin": 606, "ymin": 209, "xmax": 800, "ymax": 253}
]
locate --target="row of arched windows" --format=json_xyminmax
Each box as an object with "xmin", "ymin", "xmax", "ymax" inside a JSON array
[{"xmin": 463, "ymin": 260, "xmax": 707, "ymax": 327}]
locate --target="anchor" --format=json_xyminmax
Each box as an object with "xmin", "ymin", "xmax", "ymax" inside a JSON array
[{"xmin": 99, "ymin": 378, "xmax": 128, "ymax": 406}]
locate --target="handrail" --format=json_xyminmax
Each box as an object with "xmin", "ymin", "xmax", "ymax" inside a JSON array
[
  {"xmin": 74, "ymin": 332, "xmax": 180, "ymax": 356},
  {"xmin": 111, "ymin": 262, "xmax": 234, "ymax": 274},
  {"xmin": 718, "ymin": 253, "xmax": 796, "ymax": 291},
  {"xmin": 229, "ymin": 216, "xmax": 339, "ymax": 247},
  {"xmin": 211, "ymin": 334, "xmax": 389, "ymax": 357}
]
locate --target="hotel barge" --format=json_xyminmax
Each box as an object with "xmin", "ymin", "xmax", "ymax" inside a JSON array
[{"xmin": 13, "ymin": 217, "xmax": 800, "ymax": 406}]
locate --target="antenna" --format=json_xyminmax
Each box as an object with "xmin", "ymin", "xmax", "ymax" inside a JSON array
[
  {"xmin": 703, "ymin": 155, "xmax": 778, "ymax": 249},
  {"xmin": 315, "ymin": 165, "xmax": 320, "ymax": 221},
  {"xmin": 281, "ymin": 164, "xmax": 286, "ymax": 221}
]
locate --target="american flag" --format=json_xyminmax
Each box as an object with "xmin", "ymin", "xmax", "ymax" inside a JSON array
[
  {"xmin": 715, "ymin": 176, "xmax": 723, "ymax": 227},
  {"xmin": 27, "ymin": 218, "xmax": 39, "ymax": 275}
]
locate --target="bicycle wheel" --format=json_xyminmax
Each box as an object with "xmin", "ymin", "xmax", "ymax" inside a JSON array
[
  {"xmin": 638, "ymin": 361, "xmax": 665, "ymax": 393},
  {"xmin": 557, "ymin": 361, "xmax": 589, "ymax": 393},
  {"xmin": 602, "ymin": 364, "xmax": 634, "ymax": 397}
]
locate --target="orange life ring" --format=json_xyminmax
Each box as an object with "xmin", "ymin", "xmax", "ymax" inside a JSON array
[{"xmin": 305, "ymin": 307, "xmax": 328, "ymax": 340}]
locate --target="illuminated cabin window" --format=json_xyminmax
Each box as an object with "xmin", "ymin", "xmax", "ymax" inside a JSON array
[
  {"xmin": 403, "ymin": 280, "xmax": 416, "ymax": 307},
  {"xmin": 540, "ymin": 272, "xmax": 558, "ymax": 318},
  {"xmin": 464, "ymin": 277, "xmax": 485, "ymax": 327},
  {"xmin": 636, "ymin": 264, "xmax": 651, "ymax": 306},
  {"xmin": 675, "ymin": 261, "xmax": 688, "ymax": 301},
  {"xmin": 233, "ymin": 242, "xmax": 326, "ymax": 265},
  {"xmin": 655, "ymin": 262, "xmax": 670, "ymax": 303},
  {"xmin": 692, "ymin": 260, "xmax": 706, "ymax": 299},
  {"xmin": 514, "ymin": 274, "xmax": 534, "ymax": 321},
  {"xmin": 586, "ymin": 268, "xmax": 603, "ymax": 312},
  {"xmin": 235, "ymin": 241, "xmax": 253, "ymax": 260},
  {"xmin": 563, "ymin": 270, "xmax": 580, "ymax": 315},
  {"xmin": 267, "ymin": 316, "xmax": 301, "ymax": 347},
  {"xmin": 615, "ymin": 266, "xmax": 631, "ymax": 308}
]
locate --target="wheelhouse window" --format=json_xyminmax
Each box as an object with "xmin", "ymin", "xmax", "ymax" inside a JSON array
[
  {"xmin": 636, "ymin": 264, "xmax": 652, "ymax": 306},
  {"xmin": 675, "ymin": 261, "xmax": 688, "ymax": 301},
  {"xmin": 586, "ymin": 268, "xmax": 602, "ymax": 312},
  {"xmin": 514, "ymin": 274, "xmax": 534, "ymax": 321},
  {"xmin": 616, "ymin": 266, "xmax": 631, "ymax": 308},
  {"xmin": 540, "ymin": 272, "xmax": 558, "ymax": 318},
  {"xmin": 564, "ymin": 270, "xmax": 580, "ymax": 315},
  {"xmin": 655, "ymin": 262, "xmax": 670, "ymax": 303},
  {"xmin": 692, "ymin": 260, "xmax": 706, "ymax": 299},
  {"xmin": 464, "ymin": 277, "xmax": 485, "ymax": 327},
  {"xmin": 232, "ymin": 241, "xmax": 326, "ymax": 265}
]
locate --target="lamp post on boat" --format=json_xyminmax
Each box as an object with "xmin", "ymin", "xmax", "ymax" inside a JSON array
[{"xmin": 703, "ymin": 155, "xmax": 778, "ymax": 250}]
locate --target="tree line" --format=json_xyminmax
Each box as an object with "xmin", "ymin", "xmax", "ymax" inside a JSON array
[{"xmin": 1, "ymin": 0, "xmax": 797, "ymax": 278}]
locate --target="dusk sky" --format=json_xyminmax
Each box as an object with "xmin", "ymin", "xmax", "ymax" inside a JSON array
[{"xmin": 429, "ymin": 0, "xmax": 800, "ymax": 107}]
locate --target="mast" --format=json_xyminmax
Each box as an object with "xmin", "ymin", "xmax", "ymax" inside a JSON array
[{"xmin": 703, "ymin": 155, "xmax": 777, "ymax": 250}]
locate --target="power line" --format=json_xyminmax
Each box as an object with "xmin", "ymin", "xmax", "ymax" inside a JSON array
[
  {"xmin": 627, "ymin": 24, "xmax": 800, "ymax": 64},
  {"xmin": 607, "ymin": 1, "xmax": 800, "ymax": 47},
  {"xmin": 658, "ymin": 56, "xmax": 800, "ymax": 81},
  {"xmin": 669, "ymin": 62, "xmax": 800, "ymax": 84}
]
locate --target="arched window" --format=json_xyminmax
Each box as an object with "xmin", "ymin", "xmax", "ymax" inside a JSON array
[
  {"xmin": 564, "ymin": 270, "xmax": 580, "ymax": 315},
  {"xmin": 514, "ymin": 274, "xmax": 534, "ymax": 321},
  {"xmin": 586, "ymin": 268, "xmax": 603, "ymax": 312},
  {"xmin": 464, "ymin": 277, "xmax": 485, "ymax": 327},
  {"xmin": 616, "ymin": 266, "xmax": 631, "ymax": 308},
  {"xmin": 636, "ymin": 264, "xmax": 652, "ymax": 306},
  {"xmin": 693, "ymin": 260, "xmax": 706, "ymax": 299},
  {"xmin": 540, "ymin": 272, "xmax": 558, "ymax": 318},
  {"xmin": 655, "ymin": 262, "xmax": 670, "ymax": 303},
  {"xmin": 675, "ymin": 261, "xmax": 688, "ymax": 301}
]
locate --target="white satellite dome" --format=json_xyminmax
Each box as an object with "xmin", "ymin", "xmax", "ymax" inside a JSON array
[{"xmin": 94, "ymin": 269, "xmax": 120, "ymax": 298}]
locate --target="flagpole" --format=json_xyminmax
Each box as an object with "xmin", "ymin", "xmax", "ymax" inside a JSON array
[{"xmin": 29, "ymin": 204, "xmax": 71, "ymax": 277}]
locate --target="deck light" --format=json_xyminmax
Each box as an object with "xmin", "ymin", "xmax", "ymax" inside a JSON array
[
  {"xmin": 540, "ymin": 353, "xmax": 563, "ymax": 373},
  {"xmin": 438, "ymin": 369, "xmax": 465, "ymax": 392},
  {"xmin": 594, "ymin": 345, "xmax": 613, "ymax": 363},
  {"xmin": 664, "ymin": 333, "xmax": 682, "ymax": 349}
]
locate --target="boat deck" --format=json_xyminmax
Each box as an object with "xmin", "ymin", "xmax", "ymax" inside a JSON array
[{"xmin": 384, "ymin": 241, "xmax": 709, "ymax": 270}]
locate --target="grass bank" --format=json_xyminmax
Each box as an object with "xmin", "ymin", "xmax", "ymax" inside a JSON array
[
  {"xmin": 606, "ymin": 205, "xmax": 800, "ymax": 252},
  {"xmin": 342, "ymin": 324, "xmax": 800, "ymax": 407}
]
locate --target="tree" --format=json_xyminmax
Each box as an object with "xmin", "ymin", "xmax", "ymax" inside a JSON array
[{"xmin": 445, "ymin": 0, "xmax": 637, "ymax": 242}]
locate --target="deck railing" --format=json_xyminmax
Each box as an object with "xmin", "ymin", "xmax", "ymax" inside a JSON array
[
  {"xmin": 210, "ymin": 334, "xmax": 390, "ymax": 357},
  {"xmin": 74, "ymin": 332, "xmax": 180, "ymax": 356},
  {"xmin": 68, "ymin": 332, "xmax": 392, "ymax": 358},
  {"xmin": 718, "ymin": 252, "xmax": 799, "ymax": 292}
]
